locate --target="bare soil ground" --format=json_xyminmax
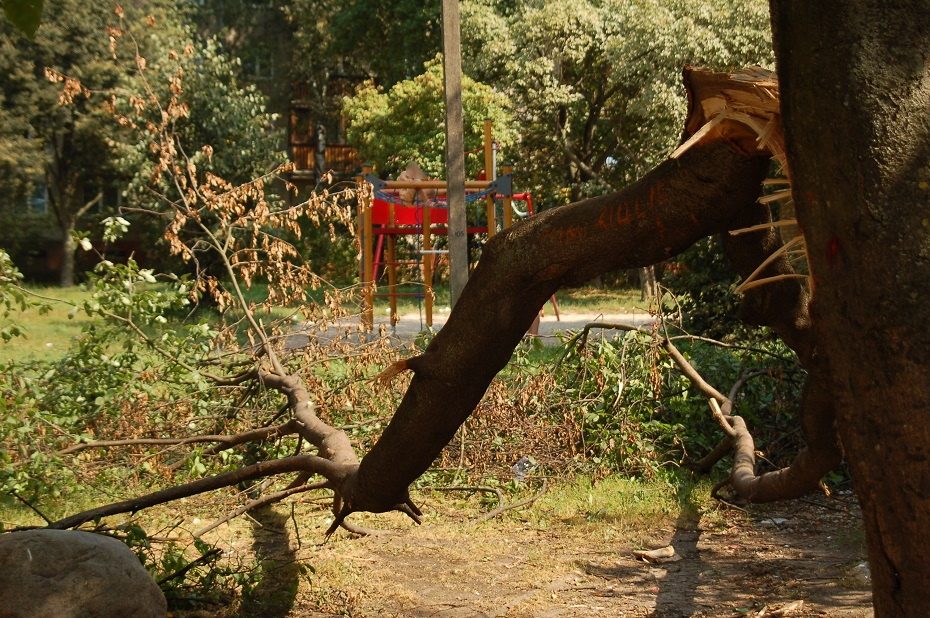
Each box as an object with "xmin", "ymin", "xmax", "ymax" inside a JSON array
[{"xmin": 183, "ymin": 487, "xmax": 872, "ymax": 618}]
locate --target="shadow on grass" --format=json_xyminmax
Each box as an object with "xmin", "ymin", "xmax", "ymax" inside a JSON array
[
  {"xmin": 579, "ymin": 476, "xmax": 704, "ymax": 616},
  {"xmin": 650, "ymin": 479, "xmax": 703, "ymax": 617},
  {"xmin": 234, "ymin": 506, "xmax": 302, "ymax": 618}
]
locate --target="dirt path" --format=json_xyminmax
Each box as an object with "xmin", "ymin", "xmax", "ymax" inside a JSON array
[{"xmin": 193, "ymin": 489, "xmax": 871, "ymax": 617}]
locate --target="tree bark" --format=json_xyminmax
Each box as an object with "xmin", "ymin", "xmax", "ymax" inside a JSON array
[
  {"xmin": 771, "ymin": 2, "xmax": 930, "ymax": 615},
  {"xmin": 346, "ymin": 139, "xmax": 771, "ymax": 512},
  {"xmin": 59, "ymin": 219, "xmax": 76, "ymax": 288},
  {"xmin": 639, "ymin": 265, "xmax": 657, "ymax": 302}
]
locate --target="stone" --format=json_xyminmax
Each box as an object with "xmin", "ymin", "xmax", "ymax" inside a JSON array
[{"xmin": 0, "ymin": 529, "xmax": 166, "ymax": 618}]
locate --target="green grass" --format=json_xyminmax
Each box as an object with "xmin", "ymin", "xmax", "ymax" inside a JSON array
[
  {"xmin": 0, "ymin": 281, "xmax": 647, "ymax": 363},
  {"xmin": 0, "ymin": 286, "xmax": 95, "ymax": 364},
  {"xmin": 527, "ymin": 472, "xmax": 725, "ymax": 540},
  {"xmin": 535, "ymin": 475, "xmax": 684, "ymax": 525},
  {"xmin": 367, "ymin": 283, "xmax": 647, "ymax": 316},
  {"xmin": 556, "ymin": 285, "xmax": 646, "ymax": 313}
]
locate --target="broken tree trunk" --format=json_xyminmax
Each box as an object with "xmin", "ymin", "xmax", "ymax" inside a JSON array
[
  {"xmin": 343, "ymin": 134, "xmax": 771, "ymax": 512},
  {"xmin": 341, "ymin": 67, "xmax": 846, "ymax": 519}
]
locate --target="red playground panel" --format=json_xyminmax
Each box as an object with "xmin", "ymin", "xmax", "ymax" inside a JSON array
[{"xmin": 370, "ymin": 198, "xmax": 449, "ymax": 226}]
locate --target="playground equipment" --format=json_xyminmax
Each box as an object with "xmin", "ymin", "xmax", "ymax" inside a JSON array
[{"xmin": 356, "ymin": 122, "xmax": 533, "ymax": 329}]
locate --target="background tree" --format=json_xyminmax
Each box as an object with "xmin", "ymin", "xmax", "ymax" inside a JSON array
[
  {"xmin": 115, "ymin": 37, "xmax": 285, "ymax": 205},
  {"xmin": 1, "ymin": 0, "xmax": 45, "ymax": 39},
  {"xmin": 503, "ymin": 0, "xmax": 772, "ymax": 206},
  {"xmin": 342, "ymin": 56, "xmax": 516, "ymax": 178},
  {"xmin": 327, "ymin": 0, "xmax": 441, "ymax": 88},
  {"xmin": 0, "ymin": 0, "xmax": 129, "ymax": 286},
  {"xmin": 0, "ymin": 1, "xmax": 285, "ymax": 284}
]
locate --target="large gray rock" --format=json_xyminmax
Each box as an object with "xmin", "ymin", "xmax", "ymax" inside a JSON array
[{"xmin": 0, "ymin": 529, "xmax": 166, "ymax": 618}]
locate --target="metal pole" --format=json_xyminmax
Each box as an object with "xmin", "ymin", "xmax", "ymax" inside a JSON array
[{"xmin": 442, "ymin": 0, "xmax": 468, "ymax": 308}]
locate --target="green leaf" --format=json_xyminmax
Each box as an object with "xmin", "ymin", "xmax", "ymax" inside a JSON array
[{"xmin": 2, "ymin": 0, "xmax": 45, "ymax": 39}]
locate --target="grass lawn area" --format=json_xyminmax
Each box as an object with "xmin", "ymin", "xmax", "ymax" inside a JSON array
[
  {"xmin": 0, "ymin": 286, "xmax": 94, "ymax": 364},
  {"xmin": 374, "ymin": 283, "xmax": 647, "ymax": 316},
  {"xmin": 0, "ymin": 281, "xmax": 647, "ymax": 364},
  {"xmin": 556, "ymin": 285, "xmax": 646, "ymax": 313}
]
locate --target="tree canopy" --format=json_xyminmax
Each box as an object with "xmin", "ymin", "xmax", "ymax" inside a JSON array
[
  {"xmin": 339, "ymin": 0, "xmax": 771, "ymax": 204},
  {"xmin": 0, "ymin": 1, "xmax": 284, "ymax": 284},
  {"xmin": 343, "ymin": 56, "xmax": 516, "ymax": 178}
]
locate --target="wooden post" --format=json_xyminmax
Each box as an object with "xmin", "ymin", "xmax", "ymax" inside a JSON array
[
  {"xmin": 387, "ymin": 196, "xmax": 397, "ymax": 326},
  {"xmin": 502, "ymin": 161, "xmax": 514, "ymax": 229},
  {"xmin": 359, "ymin": 163, "xmax": 374, "ymax": 330},
  {"xmin": 442, "ymin": 0, "xmax": 468, "ymax": 308},
  {"xmin": 422, "ymin": 205, "xmax": 433, "ymax": 327},
  {"xmin": 484, "ymin": 119, "xmax": 496, "ymax": 238},
  {"xmin": 386, "ymin": 236, "xmax": 398, "ymax": 326}
]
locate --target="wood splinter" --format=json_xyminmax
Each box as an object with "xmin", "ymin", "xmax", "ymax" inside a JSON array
[{"xmin": 376, "ymin": 357, "xmax": 419, "ymax": 386}]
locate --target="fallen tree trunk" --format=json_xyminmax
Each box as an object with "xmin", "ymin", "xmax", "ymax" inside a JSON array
[
  {"xmin": 343, "ymin": 138, "xmax": 772, "ymax": 513},
  {"xmin": 47, "ymin": 68, "xmax": 842, "ymax": 547}
]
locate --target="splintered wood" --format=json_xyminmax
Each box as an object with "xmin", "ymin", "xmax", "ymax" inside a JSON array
[{"xmin": 679, "ymin": 66, "xmax": 808, "ymax": 293}]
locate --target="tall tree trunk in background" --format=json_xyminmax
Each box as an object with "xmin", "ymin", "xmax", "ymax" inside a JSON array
[
  {"xmin": 639, "ymin": 265, "xmax": 657, "ymax": 302},
  {"xmin": 59, "ymin": 217, "xmax": 76, "ymax": 287},
  {"xmin": 772, "ymin": 2, "xmax": 930, "ymax": 615},
  {"xmin": 314, "ymin": 122, "xmax": 326, "ymax": 182},
  {"xmin": 48, "ymin": 167, "xmax": 78, "ymax": 288},
  {"xmin": 53, "ymin": 194, "xmax": 99, "ymax": 288}
]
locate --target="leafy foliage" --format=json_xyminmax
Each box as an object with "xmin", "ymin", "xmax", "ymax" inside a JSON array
[
  {"xmin": 0, "ymin": 249, "xmax": 34, "ymax": 342},
  {"xmin": 1, "ymin": 0, "xmax": 44, "ymax": 38},
  {"xmin": 663, "ymin": 238, "xmax": 745, "ymax": 339},
  {"xmin": 0, "ymin": 2, "xmax": 287, "ymax": 283},
  {"xmin": 113, "ymin": 38, "xmax": 285, "ymax": 209},
  {"xmin": 0, "ymin": 253, "xmax": 219, "ymax": 496},
  {"xmin": 504, "ymin": 0, "xmax": 772, "ymax": 206},
  {"xmin": 327, "ymin": 0, "xmax": 441, "ymax": 88},
  {"xmin": 436, "ymin": 329, "xmax": 803, "ymax": 483},
  {"xmin": 343, "ymin": 56, "xmax": 517, "ymax": 178}
]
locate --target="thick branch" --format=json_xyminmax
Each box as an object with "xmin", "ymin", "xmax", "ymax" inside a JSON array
[
  {"xmin": 256, "ymin": 372, "xmax": 357, "ymax": 466},
  {"xmin": 726, "ymin": 363, "xmax": 841, "ymax": 503},
  {"xmin": 345, "ymin": 139, "xmax": 771, "ymax": 512},
  {"xmin": 59, "ymin": 419, "xmax": 297, "ymax": 456},
  {"xmin": 49, "ymin": 454, "xmax": 346, "ymax": 530}
]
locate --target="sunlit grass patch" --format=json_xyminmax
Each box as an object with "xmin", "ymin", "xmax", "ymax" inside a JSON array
[
  {"xmin": 530, "ymin": 474, "xmax": 717, "ymax": 534},
  {"xmin": 0, "ymin": 285, "xmax": 94, "ymax": 363}
]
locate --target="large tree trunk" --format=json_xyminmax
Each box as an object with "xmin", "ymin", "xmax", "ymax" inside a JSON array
[{"xmin": 771, "ymin": 2, "xmax": 930, "ymax": 615}]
